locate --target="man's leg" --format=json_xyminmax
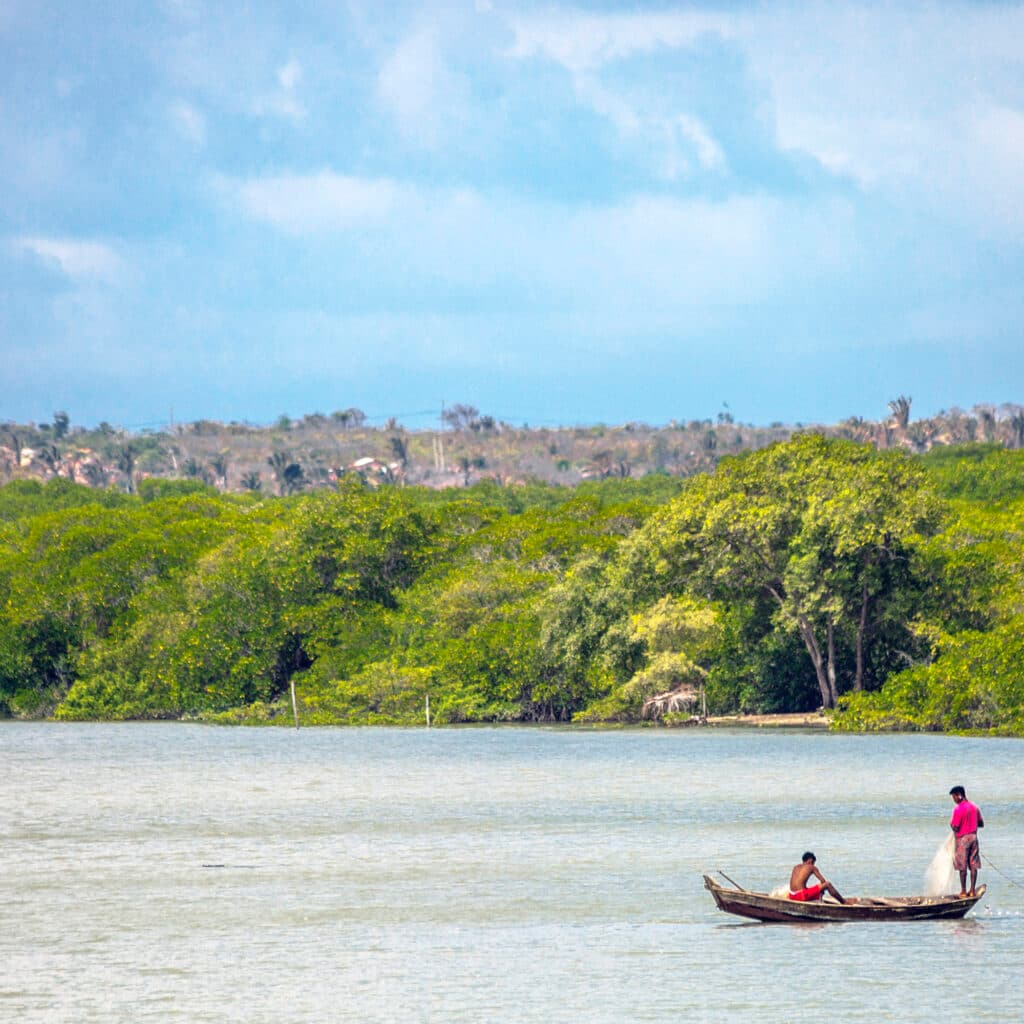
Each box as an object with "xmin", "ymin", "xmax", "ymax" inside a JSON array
[
  {"xmin": 958, "ymin": 869, "xmax": 968, "ymax": 897},
  {"xmin": 823, "ymin": 882, "xmax": 846, "ymax": 905}
]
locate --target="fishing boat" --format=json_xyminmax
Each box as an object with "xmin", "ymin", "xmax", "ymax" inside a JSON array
[{"xmin": 703, "ymin": 874, "xmax": 986, "ymax": 923}]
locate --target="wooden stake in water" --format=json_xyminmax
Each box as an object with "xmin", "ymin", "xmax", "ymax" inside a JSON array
[
  {"xmin": 426, "ymin": 694, "xmax": 431, "ymax": 729},
  {"xmin": 290, "ymin": 679, "xmax": 299, "ymax": 729}
]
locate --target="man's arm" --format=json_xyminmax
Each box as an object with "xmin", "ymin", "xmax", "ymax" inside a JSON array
[{"xmin": 978, "ymin": 809, "xmax": 985, "ymax": 829}]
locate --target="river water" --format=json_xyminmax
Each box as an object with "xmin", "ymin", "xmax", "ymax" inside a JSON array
[{"xmin": 2, "ymin": 724, "xmax": 1022, "ymax": 1023}]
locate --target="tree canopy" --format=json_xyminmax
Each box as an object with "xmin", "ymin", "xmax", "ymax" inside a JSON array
[{"xmin": 2, "ymin": 439, "xmax": 1022, "ymax": 733}]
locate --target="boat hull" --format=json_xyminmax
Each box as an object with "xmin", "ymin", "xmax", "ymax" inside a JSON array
[{"xmin": 703, "ymin": 875, "xmax": 985, "ymax": 923}]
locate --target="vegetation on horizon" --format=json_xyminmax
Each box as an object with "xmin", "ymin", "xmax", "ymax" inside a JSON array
[
  {"xmin": 4, "ymin": 398, "xmax": 1024, "ymax": 495},
  {"xmin": 1, "ymin": 434, "xmax": 1022, "ymax": 734}
]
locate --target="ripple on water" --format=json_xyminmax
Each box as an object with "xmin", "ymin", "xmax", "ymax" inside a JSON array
[{"xmin": 1, "ymin": 723, "xmax": 1022, "ymax": 1024}]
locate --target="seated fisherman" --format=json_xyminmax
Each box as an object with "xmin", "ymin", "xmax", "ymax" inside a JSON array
[{"xmin": 789, "ymin": 851, "xmax": 846, "ymax": 903}]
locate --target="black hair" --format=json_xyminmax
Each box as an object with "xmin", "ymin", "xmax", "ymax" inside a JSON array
[
  {"xmin": 949, "ymin": 785, "xmax": 966, "ymax": 798},
  {"xmin": 802, "ymin": 851, "xmax": 816, "ymax": 863}
]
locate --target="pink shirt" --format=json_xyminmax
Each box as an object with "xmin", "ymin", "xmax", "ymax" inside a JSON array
[{"xmin": 951, "ymin": 799, "xmax": 981, "ymax": 836}]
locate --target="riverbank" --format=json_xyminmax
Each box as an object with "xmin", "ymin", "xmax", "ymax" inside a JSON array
[{"xmin": 705, "ymin": 711, "xmax": 829, "ymax": 729}]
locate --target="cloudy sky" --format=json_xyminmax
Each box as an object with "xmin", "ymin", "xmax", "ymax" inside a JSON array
[{"xmin": 3, "ymin": 1, "xmax": 1023, "ymax": 430}]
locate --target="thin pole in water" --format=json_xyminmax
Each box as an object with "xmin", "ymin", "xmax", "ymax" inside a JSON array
[
  {"xmin": 426, "ymin": 693, "xmax": 431, "ymax": 729},
  {"xmin": 290, "ymin": 679, "xmax": 299, "ymax": 729}
]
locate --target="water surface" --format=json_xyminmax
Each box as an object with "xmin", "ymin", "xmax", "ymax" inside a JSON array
[{"xmin": 2, "ymin": 724, "xmax": 1022, "ymax": 1022}]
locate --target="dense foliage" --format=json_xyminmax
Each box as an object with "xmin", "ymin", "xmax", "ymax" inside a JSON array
[{"xmin": 2, "ymin": 439, "xmax": 1022, "ymax": 733}]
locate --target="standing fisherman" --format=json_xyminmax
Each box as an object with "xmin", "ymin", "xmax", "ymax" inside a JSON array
[{"xmin": 949, "ymin": 785, "xmax": 985, "ymax": 898}]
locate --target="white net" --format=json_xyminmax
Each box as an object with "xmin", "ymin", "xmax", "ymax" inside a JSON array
[{"xmin": 923, "ymin": 833, "xmax": 956, "ymax": 896}]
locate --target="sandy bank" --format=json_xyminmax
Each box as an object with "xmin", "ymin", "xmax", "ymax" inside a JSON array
[{"xmin": 705, "ymin": 711, "xmax": 829, "ymax": 729}]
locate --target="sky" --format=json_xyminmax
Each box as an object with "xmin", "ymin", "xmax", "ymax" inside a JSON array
[{"xmin": 2, "ymin": 1, "xmax": 1023, "ymax": 432}]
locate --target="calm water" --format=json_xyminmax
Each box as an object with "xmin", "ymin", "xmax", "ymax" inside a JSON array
[{"xmin": 1, "ymin": 724, "xmax": 1022, "ymax": 1023}]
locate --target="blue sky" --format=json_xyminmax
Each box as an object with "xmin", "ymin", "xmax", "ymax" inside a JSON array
[{"xmin": 3, "ymin": 1, "xmax": 1023, "ymax": 431}]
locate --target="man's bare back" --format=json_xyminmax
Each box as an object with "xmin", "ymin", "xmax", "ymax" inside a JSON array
[
  {"xmin": 789, "ymin": 860, "xmax": 822, "ymax": 891},
  {"xmin": 788, "ymin": 852, "xmax": 846, "ymax": 903}
]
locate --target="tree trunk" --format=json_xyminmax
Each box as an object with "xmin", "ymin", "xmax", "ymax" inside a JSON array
[
  {"xmin": 826, "ymin": 618, "xmax": 839, "ymax": 706},
  {"xmin": 854, "ymin": 580, "xmax": 869, "ymax": 692},
  {"xmin": 797, "ymin": 616, "xmax": 833, "ymax": 708}
]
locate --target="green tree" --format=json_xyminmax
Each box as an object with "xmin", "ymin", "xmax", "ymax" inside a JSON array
[{"xmin": 628, "ymin": 435, "xmax": 940, "ymax": 708}]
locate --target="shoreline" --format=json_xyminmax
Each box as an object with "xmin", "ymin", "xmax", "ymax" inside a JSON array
[{"xmin": 705, "ymin": 712, "xmax": 830, "ymax": 729}]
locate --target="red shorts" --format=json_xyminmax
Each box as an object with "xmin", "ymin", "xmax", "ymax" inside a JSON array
[{"xmin": 788, "ymin": 884, "xmax": 823, "ymax": 902}]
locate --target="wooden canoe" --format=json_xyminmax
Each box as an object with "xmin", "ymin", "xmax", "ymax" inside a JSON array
[{"xmin": 703, "ymin": 874, "xmax": 986, "ymax": 923}]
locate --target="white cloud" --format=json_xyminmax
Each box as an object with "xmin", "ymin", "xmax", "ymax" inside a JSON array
[
  {"xmin": 159, "ymin": 19, "xmax": 306, "ymax": 122},
  {"xmin": 960, "ymin": 104, "xmax": 1024, "ymax": 233},
  {"xmin": 224, "ymin": 169, "xmax": 851, "ymax": 315},
  {"xmin": 170, "ymin": 100, "xmax": 206, "ymax": 145},
  {"xmin": 277, "ymin": 58, "xmax": 302, "ymax": 91},
  {"xmin": 253, "ymin": 59, "xmax": 306, "ymax": 120},
  {"xmin": 676, "ymin": 115, "xmax": 725, "ymax": 171},
  {"xmin": 255, "ymin": 58, "xmax": 305, "ymax": 119},
  {"xmin": 229, "ymin": 171, "xmax": 402, "ymax": 233},
  {"xmin": 506, "ymin": 9, "xmax": 735, "ymax": 73},
  {"xmin": 507, "ymin": 10, "xmax": 732, "ymax": 182},
  {"xmin": 504, "ymin": 3, "xmax": 1024, "ymax": 235},
  {"xmin": 377, "ymin": 29, "xmax": 467, "ymax": 148},
  {"xmin": 14, "ymin": 236, "xmax": 124, "ymax": 282},
  {"xmin": 740, "ymin": 4, "xmax": 1024, "ymax": 234},
  {"xmin": 571, "ymin": 73, "xmax": 641, "ymax": 137}
]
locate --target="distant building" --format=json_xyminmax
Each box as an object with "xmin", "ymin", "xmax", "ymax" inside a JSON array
[{"xmin": 347, "ymin": 456, "xmax": 400, "ymax": 487}]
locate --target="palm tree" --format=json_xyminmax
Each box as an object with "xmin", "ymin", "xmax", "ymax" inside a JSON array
[
  {"xmin": 282, "ymin": 462, "xmax": 305, "ymax": 495},
  {"xmin": 389, "ymin": 435, "xmax": 409, "ymax": 483},
  {"xmin": 210, "ymin": 451, "xmax": 230, "ymax": 489},
  {"xmin": 268, "ymin": 451, "xmax": 290, "ymax": 495},
  {"xmin": 82, "ymin": 462, "xmax": 109, "ymax": 488},
  {"xmin": 240, "ymin": 471, "xmax": 262, "ymax": 492},
  {"xmin": 332, "ymin": 408, "xmax": 366, "ymax": 431},
  {"xmin": 841, "ymin": 416, "xmax": 872, "ymax": 443},
  {"xmin": 268, "ymin": 451, "xmax": 304, "ymax": 495},
  {"xmin": 457, "ymin": 454, "xmax": 485, "ymax": 486},
  {"xmin": 1008, "ymin": 412, "xmax": 1024, "ymax": 449},
  {"xmin": 35, "ymin": 443, "xmax": 61, "ymax": 477},
  {"xmin": 975, "ymin": 406, "xmax": 996, "ymax": 442},
  {"xmin": 888, "ymin": 396, "xmax": 912, "ymax": 433}
]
